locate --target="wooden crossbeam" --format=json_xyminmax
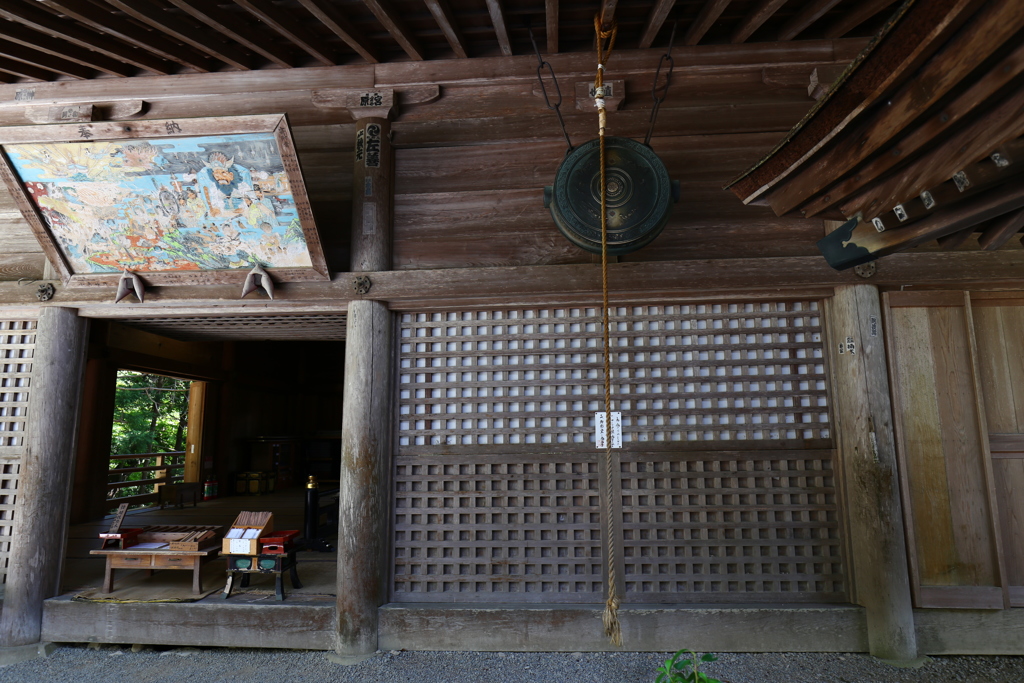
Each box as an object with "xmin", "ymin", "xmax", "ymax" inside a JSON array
[
  {"xmin": 0, "ymin": 24, "xmax": 133, "ymax": 77},
  {"xmin": 0, "ymin": 41, "xmax": 91, "ymax": 79},
  {"xmin": 799, "ymin": 40, "xmax": 1024, "ymax": 218},
  {"xmin": 424, "ymin": 0, "xmax": 468, "ymax": 59},
  {"xmin": 937, "ymin": 226, "xmax": 976, "ymax": 250},
  {"xmin": 104, "ymin": 0, "xmax": 254, "ymax": 71},
  {"xmin": 485, "ymin": 0, "xmax": 513, "ymax": 56},
  {"xmin": 639, "ymin": 0, "xmax": 676, "ymax": 49},
  {"xmin": 546, "ymin": 0, "xmax": 558, "ymax": 53},
  {"xmin": 731, "ymin": 0, "xmax": 787, "ymax": 43},
  {"xmin": 777, "ymin": 0, "xmax": 843, "ymax": 41},
  {"xmin": 684, "ymin": 0, "xmax": 733, "ymax": 46},
  {"xmin": 818, "ymin": 180, "xmax": 1024, "ymax": 269},
  {"xmin": 234, "ymin": 0, "xmax": 338, "ymax": 66},
  {"xmin": 768, "ymin": 0, "xmax": 1024, "ymax": 217},
  {"xmin": 823, "ymin": 0, "xmax": 899, "ymax": 39},
  {"xmin": 979, "ymin": 207, "xmax": 1024, "ymax": 250},
  {"xmin": 0, "ymin": 3, "xmax": 174, "ymax": 74},
  {"xmin": 361, "ymin": 0, "xmax": 425, "ymax": 61},
  {"xmin": 40, "ymin": 0, "xmax": 214, "ymax": 73},
  {"xmin": 168, "ymin": 0, "xmax": 299, "ymax": 69},
  {"xmin": 297, "ymin": 0, "xmax": 379, "ymax": 64}
]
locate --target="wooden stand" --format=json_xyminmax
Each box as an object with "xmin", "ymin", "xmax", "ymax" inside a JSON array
[
  {"xmin": 90, "ymin": 545, "xmax": 220, "ymax": 595},
  {"xmin": 222, "ymin": 548, "xmax": 302, "ymax": 601}
]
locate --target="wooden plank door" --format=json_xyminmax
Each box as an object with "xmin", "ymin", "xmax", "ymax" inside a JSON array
[
  {"xmin": 885, "ymin": 291, "xmax": 1007, "ymax": 608},
  {"xmin": 970, "ymin": 297, "xmax": 1024, "ymax": 607}
]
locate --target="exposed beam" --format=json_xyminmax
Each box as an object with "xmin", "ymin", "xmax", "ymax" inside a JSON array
[
  {"xmin": 937, "ymin": 226, "xmax": 976, "ymax": 250},
  {"xmin": 297, "ymin": 0, "xmax": 379, "ymax": 64},
  {"xmin": 778, "ymin": 0, "xmax": 843, "ymax": 41},
  {"xmin": 640, "ymin": 0, "xmax": 676, "ymax": 49},
  {"xmin": 234, "ymin": 0, "xmax": 338, "ymax": 66},
  {"xmin": 40, "ymin": 0, "xmax": 214, "ymax": 72},
  {"xmin": 166, "ymin": 0, "xmax": 298, "ymax": 69},
  {"xmin": 0, "ymin": 22, "xmax": 134, "ymax": 77},
  {"xmin": 360, "ymin": 0, "xmax": 425, "ymax": 61},
  {"xmin": 731, "ymin": 0, "xmax": 787, "ymax": 43},
  {"xmin": 685, "ymin": 0, "xmax": 733, "ymax": 46},
  {"xmin": 103, "ymin": 0, "xmax": 253, "ymax": 71},
  {"xmin": 767, "ymin": 0, "xmax": 1024, "ymax": 217},
  {"xmin": 0, "ymin": 41, "xmax": 92, "ymax": 79},
  {"xmin": 599, "ymin": 0, "xmax": 618, "ymax": 27},
  {"xmin": 979, "ymin": 207, "xmax": 1024, "ymax": 250},
  {"xmin": 485, "ymin": 0, "xmax": 512, "ymax": 56},
  {"xmin": 423, "ymin": 0, "xmax": 467, "ymax": 59},
  {"xmin": 0, "ymin": 56, "xmax": 53, "ymax": 81},
  {"xmin": 823, "ymin": 0, "xmax": 899, "ymax": 39},
  {"xmin": 0, "ymin": 3, "xmax": 174, "ymax": 75},
  {"xmin": 546, "ymin": 0, "xmax": 558, "ymax": 53}
]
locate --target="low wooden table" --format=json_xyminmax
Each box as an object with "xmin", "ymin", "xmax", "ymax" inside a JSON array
[{"xmin": 90, "ymin": 545, "xmax": 220, "ymax": 595}]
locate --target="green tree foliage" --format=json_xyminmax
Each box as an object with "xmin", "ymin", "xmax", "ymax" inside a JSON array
[{"xmin": 108, "ymin": 371, "xmax": 190, "ymax": 506}]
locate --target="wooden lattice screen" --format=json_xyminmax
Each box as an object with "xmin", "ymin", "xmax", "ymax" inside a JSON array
[
  {"xmin": 0, "ymin": 318, "xmax": 34, "ymax": 584},
  {"xmin": 392, "ymin": 303, "xmax": 844, "ymax": 603}
]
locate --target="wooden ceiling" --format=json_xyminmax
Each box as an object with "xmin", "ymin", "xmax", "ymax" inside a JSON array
[{"xmin": 0, "ymin": 0, "xmax": 900, "ymax": 80}]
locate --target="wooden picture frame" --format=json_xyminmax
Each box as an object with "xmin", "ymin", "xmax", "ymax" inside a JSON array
[{"xmin": 0, "ymin": 114, "xmax": 328, "ymax": 287}]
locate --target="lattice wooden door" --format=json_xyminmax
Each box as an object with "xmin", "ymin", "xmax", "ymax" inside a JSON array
[
  {"xmin": 0, "ymin": 317, "xmax": 35, "ymax": 584},
  {"xmin": 391, "ymin": 303, "xmax": 846, "ymax": 604}
]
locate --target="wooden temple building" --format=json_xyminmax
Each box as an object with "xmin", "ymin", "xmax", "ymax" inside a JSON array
[{"xmin": 0, "ymin": 0, "xmax": 1020, "ymax": 664}]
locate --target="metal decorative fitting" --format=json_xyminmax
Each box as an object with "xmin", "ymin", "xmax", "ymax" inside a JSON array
[
  {"xmin": 115, "ymin": 269, "xmax": 145, "ymax": 303},
  {"xmin": 854, "ymin": 262, "xmax": 876, "ymax": 279},
  {"xmin": 920, "ymin": 190, "xmax": 935, "ymax": 210},
  {"xmin": 991, "ymin": 152, "xmax": 1010, "ymax": 168},
  {"xmin": 36, "ymin": 283, "xmax": 55, "ymax": 301},
  {"xmin": 353, "ymin": 275, "xmax": 372, "ymax": 295},
  {"xmin": 893, "ymin": 204, "xmax": 908, "ymax": 222},
  {"xmin": 871, "ymin": 217, "xmax": 886, "ymax": 232},
  {"xmin": 241, "ymin": 263, "xmax": 274, "ymax": 299},
  {"xmin": 953, "ymin": 171, "xmax": 970, "ymax": 192}
]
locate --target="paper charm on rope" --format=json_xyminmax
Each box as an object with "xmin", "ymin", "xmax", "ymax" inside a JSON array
[
  {"xmin": 114, "ymin": 270, "xmax": 145, "ymax": 303},
  {"xmin": 241, "ymin": 263, "xmax": 274, "ymax": 299}
]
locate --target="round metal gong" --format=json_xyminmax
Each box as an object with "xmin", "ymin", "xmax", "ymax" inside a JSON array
[{"xmin": 544, "ymin": 136, "xmax": 678, "ymax": 255}]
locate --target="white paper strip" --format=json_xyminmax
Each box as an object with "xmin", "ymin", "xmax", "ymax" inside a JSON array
[
  {"xmin": 595, "ymin": 411, "xmax": 622, "ymax": 449},
  {"xmin": 229, "ymin": 538, "xmax": 252, "ymax": 554}
]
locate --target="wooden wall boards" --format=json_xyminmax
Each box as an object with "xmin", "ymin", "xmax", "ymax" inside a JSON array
[{"xmin": 0, "ymin": 114, "xmax": 327, "ymax": 287}]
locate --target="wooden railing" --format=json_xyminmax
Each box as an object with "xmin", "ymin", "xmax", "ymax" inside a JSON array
[{"xmin": 107, "ymin": 451, "xmax": 186, "ymax": 508}]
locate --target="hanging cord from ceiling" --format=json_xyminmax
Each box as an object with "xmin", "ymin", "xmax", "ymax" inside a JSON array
[
  {"xmin": 529, "ymin": 24, "xmax": 573, "ymax": 153},
  {"xmin": 644, "ymin": 22, "xmax": 677, "ymax": 148},
  {"xmin": 594, "ymin": 10, "xmax": 621, "ymax": 649}
]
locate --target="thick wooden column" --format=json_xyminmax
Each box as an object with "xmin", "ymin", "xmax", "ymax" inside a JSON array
[
  {"xmin": 334, "ymin": 98, "xmax": 395, "ymax": 659},
  {"xmin": 829, "ymin": 285, "xmax": 917, "ymax": 661},
  {"xmin": 0, "ymin": 307, "xmax": 87, "ymax": 647}
]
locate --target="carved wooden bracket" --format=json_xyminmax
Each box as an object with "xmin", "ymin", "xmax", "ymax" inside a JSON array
[
  {"xmin": 311, "ymin": 85, "xmax": 440, "ymax": 120},
  {"xmin": 21, "ymin": 100, "xmax": 145, "ymax": 124}
]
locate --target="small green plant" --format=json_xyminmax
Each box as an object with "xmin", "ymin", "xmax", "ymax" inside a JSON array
[{"xmin": 654, "ymin": 649, "xmax": 722, "ymax": 683}]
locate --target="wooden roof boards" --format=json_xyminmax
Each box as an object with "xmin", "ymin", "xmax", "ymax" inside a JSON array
[{"xmin": 727, "ymin": 0, "xmax": 1024, "ymax": 268}]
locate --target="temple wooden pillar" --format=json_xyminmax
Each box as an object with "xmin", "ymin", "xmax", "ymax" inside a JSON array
[
  {"xmin": 829, "ymin": 285, "xmax": 918, "ymax": 661},
  {"xmin": 334, "ymin": 97, "xmax": 395, "ymax": 660},
  {"xmin": 0, "ymin": 307, "xmax": 87, "ymax": 651}
]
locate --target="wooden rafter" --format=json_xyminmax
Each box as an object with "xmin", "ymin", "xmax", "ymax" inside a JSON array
[
  {"xmin": 778, "ymin": 0, "xmax": 843, "ymax": 41},
  {"xmin": 296, "ymin": 0, "xmax": 380, "ymax": 64},
  {"xmin": 103, "ymin": 0, "xmax": 253, "ymax": 71},
  {"xmin": 361, "ymin": 0, "xmax": 425, "ymax": 61},
  {"xmin": 0, "ymin": 55, "xmax": 53, "ymax": 81},
  {"xmin": 0, "ymin": 23, "xmax": 134, "ymax": 77},
  {"xmin": 0, "ymin": 3, "xmax": 174, "ymax": 74},
  {"xmin": 639, "ymin": 0, "xmax": 676, "ymax": 49},
  {"xmin": 0, "ymin": 40, "xmax": 92, "ymax": 79},
  {"xmin": 423, "ymin": 0, "xmax": 467, "ymax": 59},
  {"xmin": 685, "ymin": 0, "xmax": 732, "ymax": 46},
  {"xmin": 167, "ymin": 0, "xmax": 299, "ymax": 69},
  {"xmin": 546, "ymin": 0, "xmax": 558, "ymax": 53},
  {"xmin": 233, "ymin": 0, "xmax": 337, "ymax": 66},
  {"xmin": 731, "ymin": 0, "xmax": 788, "ymax": 43},
  {"xmin": 979, "ymin": 208, "xmax": 1024, "ymax": 250},
  {"xmin": 937, "ymin": 226, "xmax": 976, "ymax": 250},
  {"xmin": 823, "ymin": 0, "xmax": 899, "ymax": 39},
  {"xmin": 798, "ymin": 38, "xmax": 1024, "ymax": 218},
  {"xmin": 485, "ymin": 0, "xmax": 513, "ymax": 56},
  {"xmin": 600, "ymin": 0, "xmax": 618, "ymax": 27},
  {"xmin": 768, "ymin": 0, "xmax": 1024, "ymax": 217},
  {"xmin": 40, "ymin": 0, "xmax": 214, "ymax": 73}
]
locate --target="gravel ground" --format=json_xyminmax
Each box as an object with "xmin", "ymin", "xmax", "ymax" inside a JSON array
[{"xmin": 0, "ymin": 646, "xmax": 1023, "ymax": 683}]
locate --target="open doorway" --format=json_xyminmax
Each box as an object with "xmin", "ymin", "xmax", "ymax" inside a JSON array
[{"xmin": 107, "ymin": 371, "xmax": 195, "ymax": 512}]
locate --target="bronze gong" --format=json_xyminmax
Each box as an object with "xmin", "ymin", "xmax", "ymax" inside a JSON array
[{"xmin": 544, "ymin": 136, "xmax": 679, "ymax": 255}]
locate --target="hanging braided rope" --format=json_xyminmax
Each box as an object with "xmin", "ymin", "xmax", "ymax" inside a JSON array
[{"xmin": 593, "ymin": 11, "xmax": 621, "ymax": 649}]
